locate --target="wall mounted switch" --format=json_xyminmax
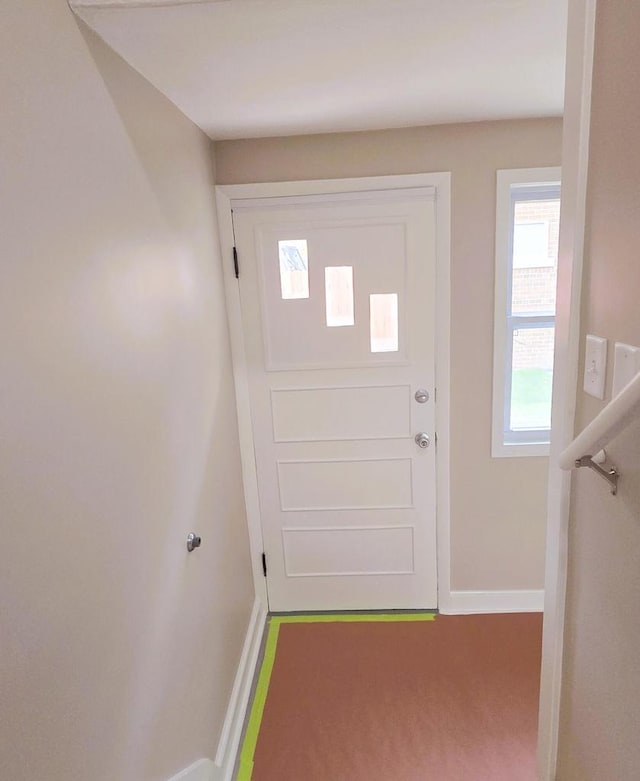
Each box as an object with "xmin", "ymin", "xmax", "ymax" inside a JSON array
[
  {"xmin": 612, "ymin": 342, "xmax": 640, "ymax": 397},
  {"xmin": 583, "ymin": 334, "xmax": 607, "ymax": 399}
]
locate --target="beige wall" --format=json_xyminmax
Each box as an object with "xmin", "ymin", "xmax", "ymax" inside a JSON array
[
  {"xmin": 557, "ymin": 1, "xmax": 640, "ymax": 779},
  {"xmin": 215, "ymin": 117, "xmax": 562, "ymax": 591},
  {"xmin": 0, "ymin": 3, "xmax": 253, "ymax": 780}
]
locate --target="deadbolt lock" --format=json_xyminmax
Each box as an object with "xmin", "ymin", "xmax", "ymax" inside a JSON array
[{"xmin": 415, "ymin": 389, "xmax": 430, "ymax": 404}]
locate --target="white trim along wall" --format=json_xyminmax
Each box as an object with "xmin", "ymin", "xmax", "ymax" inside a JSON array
[
  {"xmin": 167, "ymin": 759, "xmax": 215, "ymax": 781},
  {"xmin": 213, "ymin": 599, "xmax": 267, "ymax": 779},
  {"xmin": 166, "ymin": 599, "xmax": 267, "ymax": 781},
  {"xmin": 447, "ymin": 589, "xmax": 544, "ymax": 614},
  {"xmin": 537, "ymin": 1, "xmax": 597, "ymax": 779},
  {"xmin": 215, "ymin": 173, "xmax": 453, "ymax": 612}
]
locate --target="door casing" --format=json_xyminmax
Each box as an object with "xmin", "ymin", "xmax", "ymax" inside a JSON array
[
  {"xmin": 536, "ymin": 1, "xmax": 597, "ymax": 779},
  {"xmin": 215, "ymin": 172, "xmax": 452, "ymax": 612}
]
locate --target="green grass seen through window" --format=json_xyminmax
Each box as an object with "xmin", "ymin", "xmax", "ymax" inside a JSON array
[{"xmin": 510, "ymin": 368, "xmax": 553, "ymax": 430}]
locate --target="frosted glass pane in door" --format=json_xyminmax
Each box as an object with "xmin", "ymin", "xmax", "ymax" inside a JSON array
[
  {"xmin": 370, "ymin": 293, "xmax": 399, "ymax": 353},
  {"xmin": 325, "ymin": 266, "xmax": 354, "ymax": 327},
  {"xmin": 278, "ymin": 239, "xmax": 309, "ymax": 299}
]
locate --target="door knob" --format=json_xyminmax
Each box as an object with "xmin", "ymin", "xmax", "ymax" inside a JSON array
[{"xmin": 415, "ymin": 432, "xmax": 430, "ymax": 449}]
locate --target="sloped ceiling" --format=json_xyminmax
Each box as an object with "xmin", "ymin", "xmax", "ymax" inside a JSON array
[{"xmin": 71, "ymin": 0, "xmax": 567, "ymax": 140}]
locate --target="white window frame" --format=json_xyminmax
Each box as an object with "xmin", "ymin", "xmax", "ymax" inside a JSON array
[{"xmin": 492, "ymin": 167, "xmax": 561, "ymax": 458}]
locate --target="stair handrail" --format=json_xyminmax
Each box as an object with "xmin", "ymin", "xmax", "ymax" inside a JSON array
[{"xmin": 559, "ymin": 370, "xmax": 640, "ymax": 471}]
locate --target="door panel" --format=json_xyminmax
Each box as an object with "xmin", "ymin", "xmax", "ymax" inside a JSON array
[
  {"xmin": 233, "ymin": 190, "xmax": 438, "ymax": 611},
  {"xmin": 270, "ymin": 385, "xmax": 412, "ymax": 442},
  {"xmin": 282, "ymin": 526, "xmax": 415, "ymax": 577},
  {"xmin": 277, "ymin": 458, "xmax": 413, "ymax": 511}
]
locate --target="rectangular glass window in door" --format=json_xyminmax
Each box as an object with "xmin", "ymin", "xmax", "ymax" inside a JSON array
[
  {"xmin": 370, "ymin": 293, "xmax": 399, "ymax": 353},
  {"xmin": 325, "ymin": 266, "xmax": 354, "ymax": 327},
  {"xmin": 278, "ymin": 239, "xmax": 309, "ymax": 299}
]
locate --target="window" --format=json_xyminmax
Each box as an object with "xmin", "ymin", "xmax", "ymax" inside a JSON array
[
  {"xmin": 369, "ymin": 293, "xmax": 399, "ymax": 353},
  {"xmin": 325, "ymin": 266, "xmax": 354, "ymax": 327},
  {"xmin": 492, "ymin": 168, "xmax": 561, "ymax": 457},
  {"xmin": 278, "ymin": 239, "xmax": 309, "ymax": 299}
]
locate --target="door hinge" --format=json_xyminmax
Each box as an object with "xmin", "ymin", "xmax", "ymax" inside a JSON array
[
  {"xmin": 233, "ymin": 246, "xmax": 239, "ymax": 279},
  {"xmin": 261, "ymin": 552, "xmax": 267, "ymax": 577}
]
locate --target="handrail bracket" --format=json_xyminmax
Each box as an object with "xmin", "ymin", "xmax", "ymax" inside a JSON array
[{"xmin": 574, "ymin": 455, "xmax": 619, "ymax": 495}]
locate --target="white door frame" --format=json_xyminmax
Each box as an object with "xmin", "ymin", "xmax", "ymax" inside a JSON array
[
  {"xmin": 537, "ymin": 1, "xmax": 597, "ymax": 779},
  {"xmin": 215, "ymin": 172, "xmax": 452, "ymax": 613}
]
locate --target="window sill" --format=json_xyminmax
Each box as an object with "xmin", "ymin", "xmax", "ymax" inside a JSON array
[{"xmin": 492, "ymin": 441, "xmax": 550, "ymax": 458}]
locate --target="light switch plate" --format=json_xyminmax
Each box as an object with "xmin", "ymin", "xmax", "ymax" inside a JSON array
[
  {"xmin": 583, "ymin": 334, "xmax": 607, "ymax": 399},
  {"xmin": 613, "ymin": 342, "xmax": 640, "ymax": 397}
]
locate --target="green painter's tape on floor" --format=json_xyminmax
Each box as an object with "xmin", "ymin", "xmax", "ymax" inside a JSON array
[
  {"xmin": 237, "ymin": 619, "xmax": 281, "ymax": 781},
  {"xmin": 236, "ymin": 612, "xmax": 437, "ymax": 780},
  {"xmin": 272, "ymin": 612, "xmax": 437, "ymax": 625}
]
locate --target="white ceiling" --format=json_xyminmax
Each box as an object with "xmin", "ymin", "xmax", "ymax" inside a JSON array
[{"xmin": 71, "ymin": 0, "xmax": 567, "ymax": 140}]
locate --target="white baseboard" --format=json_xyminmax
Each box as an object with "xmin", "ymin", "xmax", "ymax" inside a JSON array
[
  {"xmin": 168, "ymin": 758, "xmax": 215, "ymax": 781},
  {"xmin": 164, "ymin": 599, "xmax": 266, "ymax": 781},
  {"xmin": 441, "ymin": 589, "xmax": 544, "ymax": 615},
  {"xmin": 214, "ymin": 597, "xmax": 267, "ymax": 781}
]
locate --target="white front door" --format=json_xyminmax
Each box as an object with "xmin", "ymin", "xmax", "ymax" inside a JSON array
[{"xmin": 232, "ymin": 189, "xmax": 438, "ymax": 611}]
